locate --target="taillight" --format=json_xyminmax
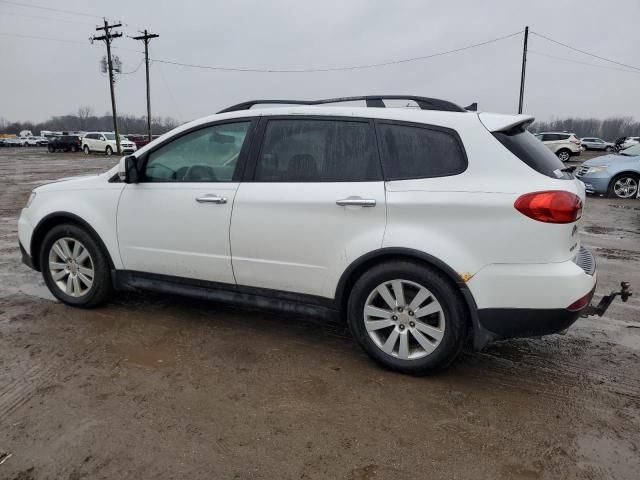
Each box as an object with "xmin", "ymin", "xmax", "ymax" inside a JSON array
[
  {"xmin": 567, "ymin": 287, "xmax": 595, "ymax": 311},
  {"xmin": 570, "ymin": 138, "xmax": 581, "ymax": 145},
  {"xmin": 514, "ymin": 191, "xmax": 582, "ymax": 224}
]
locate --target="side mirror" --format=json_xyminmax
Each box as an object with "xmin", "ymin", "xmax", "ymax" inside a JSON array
[{"xmin": 118, "ymin": 155, "xmax": 139, "ymax": 183}]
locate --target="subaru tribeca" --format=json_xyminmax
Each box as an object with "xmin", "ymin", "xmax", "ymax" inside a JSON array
[{"xmin": 18, "ymin": 96, "xmax": 625, "ymax": 374}]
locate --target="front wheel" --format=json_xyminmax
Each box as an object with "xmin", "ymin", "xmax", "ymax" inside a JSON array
[
  {"xmin": 348, "ymin": 261, "xmax": 468, "ymax": 375},
  {"xmin": 105, "ymin": 146, "xmax": 113, "ymax": 156},
  {"xmin": 557, "ymin": 149, "xmax": 571, "ymax": 162},
  {"xmin": 40, "ymin": 224, "xmax": 112, "ymax": 308},
  {"xmin": 608, "ymin": 173, "xmax": 639, "ymax": 199},
  {"xmin": 47, "ymin": 145, "xmax": 55, "ymax": 153},
  {"xmin": 83, "ymin": 145, "xmax": 90, "ymax": 155},
  {"xmin": 605, "ymin": 146, "xmax": 614, "ymax": 152}
]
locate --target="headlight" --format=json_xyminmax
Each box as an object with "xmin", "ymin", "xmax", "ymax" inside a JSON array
[
  {"xmin": 586, "ymin": 166, "xmax": 608, "ymax": 174},
  {"xmin": 25, "ymin": 191, "xmax": 36, "ymax": 208}
]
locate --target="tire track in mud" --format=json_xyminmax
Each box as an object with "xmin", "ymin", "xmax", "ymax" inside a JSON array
[{"xmin": 0, "ymin": 358, "xmax": 61, "ymax": 422}]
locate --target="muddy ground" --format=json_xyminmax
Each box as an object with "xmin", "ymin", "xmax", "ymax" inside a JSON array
[{"xmin": 0, "ymin": 148, "xmax": 638, "ymax": 480}]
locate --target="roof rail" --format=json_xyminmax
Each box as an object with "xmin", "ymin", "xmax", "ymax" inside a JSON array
[{"xmin": 217, "ymin": 95, "xmax": 467, "ymax": 114}]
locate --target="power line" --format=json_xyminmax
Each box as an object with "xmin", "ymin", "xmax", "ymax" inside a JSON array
[
  {"xmin": 149, "ymin": 30, "xmax": 523, "ymax": 73},
  {"xmin": 0, "ymin": 10, "xmax": 96, "ymax": 26},
  {"xmin": 118, "ymin": 57, "xmax": 145, "ymax": 75},
  {"xmin": 0, "ymin": 31, "xmax": 142, "ymax": 52},
  {"xmin": 529, "ymin": 50, "xmax": 640, "ymax": 75},
  {"xmin": 531, "ymin": 31, "xmax": 640, "ymax": 72},
  {"xmin": 0, "ymin": 0, "xmax": 106, "ymax": 20}
]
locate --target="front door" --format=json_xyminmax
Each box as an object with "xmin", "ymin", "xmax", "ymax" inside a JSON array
[
  {"xmin": 117, "ymin": 120, "xmax": 254, "ymax": 284},
  {"xmin": 230, "ymin": 117, "xmax": 386, "ymax": 298}
]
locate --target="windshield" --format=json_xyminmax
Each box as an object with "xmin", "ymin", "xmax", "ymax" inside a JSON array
[
  {"xmin": 620, "ymin": 143, "xmax": 640, "ymax": 156},
  {"xmin": 102, "ymin": 133, "xmax": 129, "ymax": 141}
]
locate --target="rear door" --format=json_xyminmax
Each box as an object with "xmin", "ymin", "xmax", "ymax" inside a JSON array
[{"xmin": 230, "ymin": 116, "xmax": 386, "ymax": 298}]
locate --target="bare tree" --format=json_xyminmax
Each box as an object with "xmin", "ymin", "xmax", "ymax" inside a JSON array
[{"xmin": 77, "ymin": 106, "xmax": 95, "ymax": 130}]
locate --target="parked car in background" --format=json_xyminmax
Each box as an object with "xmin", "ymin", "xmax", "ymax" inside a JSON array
[
  {"xmin": 25, "ymin": 136, "xmax": 49, "ymax": 147},
  {"xmin": 125, "ymin": 134, "xmax": 161, "ymax": 149},
  {"xmin": 19, "ymin": 95, "xmax": 606, "ymax": 375},
  {"xmin": 534, "ymin": 132, "xmax": 582, "ymax": 161},
  {"xmin": 4, "ymin": 137, "xmax": 22, "ymax": 147},
  {"xmin": 576, "ymin": 143, "xmax": 640, "ymax": 199},
  {"xmin": 621, "ymin": 136, "xmax": 640, "ymax": 150},
  {"xmin": 82, "ymin": 132, "xmax": 137, "ymax": 156},
  {"xmin": 48, "ymin": 135, "xmax": 83, "ymax": 153},
  {"xmin": 580, "ymin": 137, "xmax": 614, "ymax": 152}
]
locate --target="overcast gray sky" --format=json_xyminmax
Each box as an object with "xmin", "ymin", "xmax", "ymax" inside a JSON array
[{"xmin": 1, "ymin": 0, "xmax": 639, "ymax": 124}]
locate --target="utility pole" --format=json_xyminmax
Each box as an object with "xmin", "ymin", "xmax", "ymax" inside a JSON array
[
  {"xmin": 92, "ymin": 19, "xmax": 123, "ymax": 154},
  {"xmin": 518, "ymin": 26, "xmax": 529, "ymax": 114},
  {"xmin": 132, "ymin": 30, "xmax": 160, "ymax": 142}
]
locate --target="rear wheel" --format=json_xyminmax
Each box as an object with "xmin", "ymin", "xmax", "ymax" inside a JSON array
[
  {"xmin": 40, "ymin": 224, "xmax": 112, "ymax": 308},
  {"xmin": 83, "ymin": 145, "xmax": 90, "ymax": 155},
  {"xmin": 557, "ymin": 149, "xmax": 571, "ymax": 162},
  {"xmin": 347, "ymin": 261, "xmax": 468, "ymax": 375},
  {"xmin": 47, "ymin": 144, "xmax": 55, "ymax": 153},
  {"xmin": 608, "ymin": 173, "xmax": 639, "ymax": 199}
]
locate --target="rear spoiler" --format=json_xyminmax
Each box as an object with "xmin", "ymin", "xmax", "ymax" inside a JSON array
[{"xmin": 478, "ymin": 113, "xmax": 535, "ymax": 133}]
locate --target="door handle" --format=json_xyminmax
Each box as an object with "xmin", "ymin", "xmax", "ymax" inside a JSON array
[
  {"xmin": 336, "ymin": 197, "xmax": 376, "ymax": 207},
  {"xmin": 196, "ymin": 194, "xmax": 227, "ymax": 204}
]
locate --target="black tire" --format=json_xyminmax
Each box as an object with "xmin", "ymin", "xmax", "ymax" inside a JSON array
[
  {"xmin": 47, "ymin": 144, "xmax": 55, "ymax": 153},
  {"xmin": 83, "ymin": 145, "xmax": 90, "ymax": 155},
  {"xmin": 606, "ymin": 146, "xmax": 614, "ymax": 152},
  {"xmin": 607, "ymin": 173, "xmax": 639, "ymax": 199},
  {"xmin": 347, "ymin": 261, "xmax": 468, "ymax": 375},
  {"xmin": 40, "ymin": 224, "xmax": 112, "ymax": 308},
  {"xmin": 105, "ymin": 146, "xmax": 113, "ymax": 156},
  {"xmin": 556, "ymin": 149, "xmax": 571, "ymax": 162}
]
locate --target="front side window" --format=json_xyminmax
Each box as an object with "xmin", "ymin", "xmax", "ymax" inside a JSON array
[
  {"xmin": 254, "ymin": 119, "xmax": 381, "ymax": 182},
  {"xmin": 143, "ymin": 122, "xmax": 251, "ymax": 182},
  {"xmin": 377, "ymin": 123, "xmax": 467, "ymax": 180}
]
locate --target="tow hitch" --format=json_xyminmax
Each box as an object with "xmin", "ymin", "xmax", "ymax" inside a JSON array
[{"xmin": 582, "ymin": 282, "xmax": 632, "ymax": 317}]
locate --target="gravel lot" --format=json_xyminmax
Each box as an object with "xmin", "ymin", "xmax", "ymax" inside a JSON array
[{"xmin": 0, "ymin": 148, "xmax": 639, "ymax": 480}]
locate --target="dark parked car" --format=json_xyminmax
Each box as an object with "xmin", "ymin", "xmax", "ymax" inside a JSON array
[
  {"xmin": 126, "ymin": 134, "xmax": 161, "ymax": 149},
  {"xmin": 47, "ymin": 135, "xmax": 83, "ymax": 153}
]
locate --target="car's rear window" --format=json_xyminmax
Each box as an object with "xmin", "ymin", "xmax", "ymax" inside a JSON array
[{"xmin": 493, "ymin": 127, "xmax": 570, "ymax": 179}]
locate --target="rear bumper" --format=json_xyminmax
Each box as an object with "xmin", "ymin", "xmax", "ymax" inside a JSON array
[{"xmin": 469, "ymin": 247, "xmax": 597, "ymax": 347}]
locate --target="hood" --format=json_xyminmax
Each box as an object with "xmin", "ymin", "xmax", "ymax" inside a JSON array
[
  {"xmin": 583, "ymin": 153, "xmax": 638, "ymax": 167},
  {"xmin": 35, "ymin": 174, "xmax": 101, "ymax": 192}
]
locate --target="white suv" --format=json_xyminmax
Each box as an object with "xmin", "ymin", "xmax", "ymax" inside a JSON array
[
  {"xmin": 535, "ymin": 132, "xmax": 582, "ymax": 161},
  {"xmin": 18, "ymin": 96, "xmax": 605, "ymax": 374},
  {"xmin": 82, "ymin": 132, "xmax": 137, "ymax": 156}
]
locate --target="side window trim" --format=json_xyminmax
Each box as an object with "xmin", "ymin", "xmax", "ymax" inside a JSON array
[
  {"xmin": 243, "ymin": 115, "xmax": 383, "ymax": 183},
  {"xmin": 373, "ymin": 118, "xmax": 469, "ymax": 181},
  {"xmin": 137, "ymin": 118, "xmax": 257, "ymax": 183}
]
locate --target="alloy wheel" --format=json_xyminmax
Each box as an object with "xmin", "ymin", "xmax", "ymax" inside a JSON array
[
  {"xmin": 48, "ymin": 237, "xmax": 95, "ymax": 297},
  {"xmin": 613, "ymin": 177, "xmax": 638, "ymax": 199},
  {"xmin": 558, "ymin": 151, "xmax": 570, "ymax": 161},
  {"xmin": 363, "ymin": 279, "xmax": 445, "ymax": 360}
]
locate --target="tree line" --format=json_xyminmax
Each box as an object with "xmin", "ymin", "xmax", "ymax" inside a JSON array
[
  {"xmin": 0, "ymin": 107, "xmax": 179, "ymax": 136},
  {"xmin": 530, "ymin": 116, "xmax": 640, "ymax": 141}
]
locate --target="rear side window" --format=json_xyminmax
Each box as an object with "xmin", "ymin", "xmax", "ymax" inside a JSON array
[
  {"xmin": 493, "ymin": 128, "xmax": 569, "ymax": 179},
  {"xmin": 255, "ymin": 119, "xmax": 381, "ymax": 182},
  {"xmin": 376, "ymin": 123, "xmax": 467, "ymax": 180}
]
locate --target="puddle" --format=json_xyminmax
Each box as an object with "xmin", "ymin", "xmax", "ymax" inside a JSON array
[
  {"xmin": 107, "ymin": 341, "xmax": 178, "ymax": 368},
  {"xmin": 583, "ymin": 226, "xmax": 616, "ymax": 235},
  {"xmin": 577, "ymin": 434, "xmax": 639, "ymax": 479}
]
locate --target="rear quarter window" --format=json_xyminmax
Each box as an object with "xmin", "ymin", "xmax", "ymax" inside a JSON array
[
  {"xmin": 376, "ymin": 122, "xmax": 467, "ymax": 180},
  {"xmin": 494, "ymin": 127, "xmax": 570, "ymax": 179}
]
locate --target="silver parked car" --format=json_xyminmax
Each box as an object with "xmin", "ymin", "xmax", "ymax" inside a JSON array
[
  {"xmin": 580, "ymin": 137, "xmax": 614, "ymax": 152},
  {"xmin": 575, "ymin": 143, "xmax": 640, "ymax": 198}
]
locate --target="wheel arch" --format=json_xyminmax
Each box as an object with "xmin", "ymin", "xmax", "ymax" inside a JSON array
[
  {"xmin": 30, "ymin": 212, "xmax": 115, "ymax": 272},
  {"xmin": 334, "ymin": 248, "xmax": 491, "ymax": 349}
]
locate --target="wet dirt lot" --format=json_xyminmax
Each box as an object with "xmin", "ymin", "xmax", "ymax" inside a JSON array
[{"xmin": 0, "ymin": 148, "xmax": 639, "ymax": 480}]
